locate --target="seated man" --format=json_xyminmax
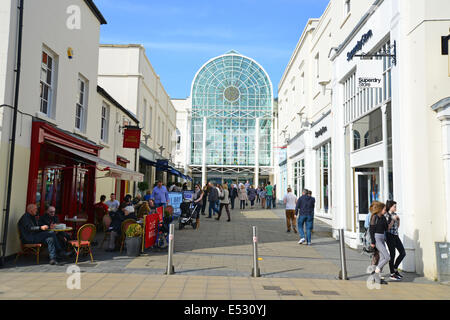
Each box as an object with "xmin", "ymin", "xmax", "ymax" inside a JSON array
[
  {"xmin": 38, "ymin": 206, "xmax": 70, "ymax": 250},
  {"xmin": 106, "ymin": 204, "xmax": 137, "ymax": 252},
  {"xmin": 18, "ymin": 204, "xmax": 70, "ymax": 265}
]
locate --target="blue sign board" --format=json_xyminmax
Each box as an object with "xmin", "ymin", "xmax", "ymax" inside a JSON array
[
  {"xmin": 168, "ymin": 192, "xmax": 183, "ymax": 218},
  {"xmin": 183, "ymin": 191, "xmax": 194, "ymax": 201}
]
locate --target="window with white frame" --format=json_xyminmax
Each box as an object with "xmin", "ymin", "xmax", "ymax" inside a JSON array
[
  {"xmin": 301, "ymin": 72, "xmax": 305, "ymax": 94},
  {"xmin": 100, "ymin": 103, "xmax": 109, "ymax": 143},
  {"xmin": 157, "ymin": 116, "xmax": 161, "ymax": 144},
  {"xmin": 315, "ymin": 53, "xmax": 320, "ymax": 79},
  {"xmin": 143, "ymin": 99, "xmax": 147, "ymax": 130},
  {"xmin": 293, "ymin": 158, "xmax": 305, "ymax": 197},
  {"xmin": 176, "ymin": 128, "xmax": 181, "ymax": 150},
  {"xmin": 40, "ymin": 50, "xmax": 56, "ymax": 116},
  {"xmin": 318, "ymin": 142, "xmax": 331, "ymax": 213},
  {"xmin": 149, "ymin": 106, "xmax": 153, "ymax": 136},
  {"xmin": 75, "ymin": 76, "xmax": 88, "ymax": 131}
]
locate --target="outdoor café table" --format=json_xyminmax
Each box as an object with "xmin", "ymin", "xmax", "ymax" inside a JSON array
[
  {"xmin": 49, "ymin": 227, "xmax": 73, "ymax": 233},
  {"xmin": 65, "ymin": 218, "xmax": 87, "ymax": 237}
]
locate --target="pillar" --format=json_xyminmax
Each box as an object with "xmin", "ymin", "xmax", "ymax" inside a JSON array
[
  {"xmin": 201, "ymin": 117, "xmax": 207, "ymax": 187},
  {"xmin": 381, "ymin": 104, "xmax": 389, "ymax": 201},
  {"xmin": 255, "ymin": 118, "xmax": 260, "ymax": 187}
]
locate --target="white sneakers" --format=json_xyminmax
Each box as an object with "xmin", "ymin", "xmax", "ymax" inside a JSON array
[{"xmin": 298, "ymin": 238, "xmax": 306, "ymax": 244}]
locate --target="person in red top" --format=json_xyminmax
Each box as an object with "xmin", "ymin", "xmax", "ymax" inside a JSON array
[{"xmin": 95, "ymin": 195, "xmax": 109, "ymax": 212}]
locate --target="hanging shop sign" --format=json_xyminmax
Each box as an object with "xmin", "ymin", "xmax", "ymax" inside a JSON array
[
  {"xmin": 123, "ymin": 127, "xmax": 141, "ymax": 148},
  {"xmin": 356, "ymin": 58, "xmax": 383, "ymax": 88},
  {"xmin": 347, "ymin": 30, "xmax": 373, "ymax": 61}
]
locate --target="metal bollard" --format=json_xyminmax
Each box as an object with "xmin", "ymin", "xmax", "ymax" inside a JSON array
[
  {"xmin": 251, "ymin": 226, "xmax": 261, "ymax": 277},
  {"xmin": 165, "ymin": 223, "xmax": 175, "ymax": 275},
  {"xmin": 338, "ymin": 229, "xmax": 349, "ymax": 280}
]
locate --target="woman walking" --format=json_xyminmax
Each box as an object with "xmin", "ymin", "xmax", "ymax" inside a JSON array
[
  {"xmin": 260, "ymin": 187, "xmax": 266, "ymax": 209},
  {"xmin": 193, "ymin": 184, "xmax": 204, "ymax": 229},
  {"xmin": 369, "ymin": 201, "xmax": 395, "ymax": 284},
  {"xmin": 238, "ymin": 184, "xmax": 248, "ymax": 210},
  {"xmin": 385, "ymin": 200, "xmax": 406, "ymax": 280},
  {"xmin": 217, "ymin": 183, "xmax": 231, "ymax": 221},
  {"xmin": 248, "ymin": 185, "xmax": 257, "ymax": 209}
]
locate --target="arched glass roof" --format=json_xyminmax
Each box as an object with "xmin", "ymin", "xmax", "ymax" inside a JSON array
[
  {"xmin": 191, "ymin": 52, "xmax": 273, "ymax": 118},
  {"xmin": 190, "ymin": 52, "xmax": 273, "ymax": 167}
]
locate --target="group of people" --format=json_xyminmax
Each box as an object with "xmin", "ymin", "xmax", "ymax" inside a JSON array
[
  {"xmin": 283, "ymin": 188, "xmax": 316, "ymax": 245},
  {"xmin": 366, "ymin": 200, "xmax": 406, "ymax": 283},
  {"xmin": 18, "ymin": 204, "xmax": 73, "ymax": 265},
  {"xmin": 195, "ymin": 181, "xmax": 278, "ymax": 222}
]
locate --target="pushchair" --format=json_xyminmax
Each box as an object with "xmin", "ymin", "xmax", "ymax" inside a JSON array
[
  {"xmin": 154, "ymin": 214, "xmax": 172, "ymax": 249},
  {"xmin": 178, "ymin": 201, "xmax": 199, "ymax": 230}
]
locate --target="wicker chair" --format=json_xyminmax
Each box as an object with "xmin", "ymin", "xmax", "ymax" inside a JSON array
[
  {"xmin": 69, "ymin": 224, "xmax": 96, "ymax": 264},
  {"xmin": 100, "ymin": 214, "xmax": 112, "ymax": 249},
  {"xmin": 15, "ymin": 226, "xmax": 42, "ymax": 265},
  {"xmin": 120, "ymin": 219, "xmax": 137, "ymax": 253}
]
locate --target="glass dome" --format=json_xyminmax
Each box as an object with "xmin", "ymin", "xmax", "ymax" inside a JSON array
[{"xmin": 190, "ymin": 51, "xmax": 273, "ymax": 167}]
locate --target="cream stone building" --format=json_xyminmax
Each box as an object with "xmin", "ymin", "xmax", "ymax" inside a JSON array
[
  {"xmin": 279, "ymin": 0, "xmax": 450, "ymax": 280},
  {"xmin": 98, "ymin": 45, "xmax": 181, "ymax": 189},
  {"xmin": 0, "ymin": 0, "xmax": 141, "ymax": 261}
]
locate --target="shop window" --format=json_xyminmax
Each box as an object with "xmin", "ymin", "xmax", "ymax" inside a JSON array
[
  {"xmin": 176, "ymin": 128, "xmax": 181, "ymax": 150},
  {"xmin": 353, "ymin": 108, "xmax": 383, "ymax": 150},
  {"xmin": 353, "ymin": 130, "xmax": 361, "ymax": 150},
  {"xmin": 319, "ymin": 142, "xmax": 331, "ymax": 213}
]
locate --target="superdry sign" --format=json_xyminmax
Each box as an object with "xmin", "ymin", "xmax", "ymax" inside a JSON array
[
  {"xmin": 123, "ymin": 127, "xmax": 141, "ymax": 148},
  {"xmin": 347, "ymin": 30, "xmax": 373, "ymax": 61}
]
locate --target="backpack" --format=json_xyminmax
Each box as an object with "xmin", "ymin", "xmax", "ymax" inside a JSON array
[{"xmin": 362, "ymin": 215, "xmax": 379, "ymax": 254}]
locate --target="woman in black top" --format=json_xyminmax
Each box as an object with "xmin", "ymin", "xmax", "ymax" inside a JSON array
[{"xmin": 369, "ymin": 201, "xmax": 395, "ymax": 284}]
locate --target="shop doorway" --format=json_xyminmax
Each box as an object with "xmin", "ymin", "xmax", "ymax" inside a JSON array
[{"xmin": 355, "ymin": 168, "xmax": 381, "ymax": 233}]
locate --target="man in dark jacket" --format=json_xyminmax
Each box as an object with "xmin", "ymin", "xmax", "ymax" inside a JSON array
[
  {"xmin": 18, "ymin": 204, "xmax": 68, "ymax": 265},
  {"xmin": 39, "ymin": 206, "xmax": 70, "ymax": 250},
  {"xmin": 295, "ymin": 189, "xmax": 315, "ymax": 245},
  {"xmin": 207, "ymin": 182, "xmax": 220, "ymax": 218},
  {"xmin": 230, "ymin": 184, "xmax": 238, "ymax": 210}
]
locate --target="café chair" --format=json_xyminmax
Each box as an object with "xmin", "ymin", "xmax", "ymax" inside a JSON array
[
  {"xmin": 69, "ymin": 224, "xmax": 96, "ymax": 264},
  {"xmin": 94, "ymin": 206, "xmax": 107, "ymax": 232},
  {"xmin": 100, "ymin": 214, "xmax": 112, "ymax": 249},
  {"xmin": 15, "ymin": 226, "xmax": 42, "ymax": 265},
  {"xmin": 120, "ymin": 219, "xmax": 137, "ymax": 253}
]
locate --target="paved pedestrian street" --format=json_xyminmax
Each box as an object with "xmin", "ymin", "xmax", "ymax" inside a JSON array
[{"xmin": 1, "ymin": 207, "xmax": 449, "ymax": 300}]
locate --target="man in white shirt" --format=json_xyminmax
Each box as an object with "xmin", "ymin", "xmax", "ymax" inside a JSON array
[
  {"xmin": 283, "ymin": 187, "xmax": 297, "ymax": 233},
  {"xmin": 105, "ymin": 193, "xmax": 120, "ymax": 212}
]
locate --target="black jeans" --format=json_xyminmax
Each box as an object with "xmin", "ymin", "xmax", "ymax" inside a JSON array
[
  {"xmin": 250, "ymin": 199, "xmax": 255, "ymax": 206},
  {"xmin": 240, "ymin": 200, "xmax": 246, "ymax": 209},
  {"xmin": 386, "ymin": 232, "xmax": 406, "ymax": 274},
  {"xmin": 230, "ymin": 197, "xmax": 235, "ymax": 210},
  {"xmin": 32, "ymin": 231, "xmax": 63, "ymax": 260}
]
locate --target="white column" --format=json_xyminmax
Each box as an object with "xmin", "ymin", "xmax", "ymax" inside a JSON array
[
  {"xmin": 201, "ymin": 116, "xmax": 207, "ymax": 187},
  {"xmin": 437, "ymin": 112, "xmax": 450, "ymax": 241},
  {"xmin": 381, "ymin": 104, "xmax": 389, "ymax": 201},
  {"xmin": 255, "ymin": 118, "xmax": 260, "ymax": 187}
]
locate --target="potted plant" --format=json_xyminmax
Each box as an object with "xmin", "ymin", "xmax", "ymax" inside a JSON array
[
  {"xmin": 125, "ymin": 223, "xmax": 143, "ymax": 257},
  {"xmin": 138, "ymin": 181, "xmax": 149, "ymax": 194}
]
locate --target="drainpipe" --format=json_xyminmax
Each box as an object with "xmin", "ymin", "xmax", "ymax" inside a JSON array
[{"xmin": 1, "ymin": 0, "xmax": 24, "ymax": 266}]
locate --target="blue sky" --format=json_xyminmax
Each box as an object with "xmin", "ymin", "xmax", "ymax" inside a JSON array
[{"xmin": 96, "ymin": 0, "xmax": 330, "ymax": 99}]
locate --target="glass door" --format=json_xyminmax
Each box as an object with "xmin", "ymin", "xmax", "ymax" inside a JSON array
[{"xmin": 355, "ymin": 168, "xmax": 381, "ymax": 234}]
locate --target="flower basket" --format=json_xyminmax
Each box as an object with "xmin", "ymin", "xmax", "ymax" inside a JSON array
[{"xmin": 125, "ymin": 224, "xmax": 142, "ymax": 257}]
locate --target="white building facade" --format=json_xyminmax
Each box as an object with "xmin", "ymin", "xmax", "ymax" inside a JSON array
[
  {"xmin": 280, "ymin": 0, "xmax": 450, "ymax": 280},
  {"xmin": 98, "ymin": 45, "xmax": 179, "ymax": 188}
]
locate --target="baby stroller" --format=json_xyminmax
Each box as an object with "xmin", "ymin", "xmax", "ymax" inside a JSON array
[
  {"xmin": 155, "ymin": 214, "xmax": 172, "ymax": 249},
  {"xmin": 178, "ymin": 201, "xmax": 199, "ymax": 230}
]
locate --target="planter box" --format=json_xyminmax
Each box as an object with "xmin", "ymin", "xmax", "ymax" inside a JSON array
[{"xmin": 125, "ymin": 236, "xmax": 141, "ymax": 257}]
